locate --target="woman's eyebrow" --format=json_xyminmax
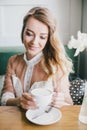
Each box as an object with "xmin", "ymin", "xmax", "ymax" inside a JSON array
[
  {"xmin": 40, "ymin": 33, "xmax": 48, "ymax": 36},
  {"xmin": 26, "ymin": 28, "xmax": 33, "ymax": 33},
  {"xmin": 26, "ymin": 28, "xmax": 48, "ymax": 35}
]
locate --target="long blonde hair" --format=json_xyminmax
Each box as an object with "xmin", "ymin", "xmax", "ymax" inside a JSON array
[{"xmin": 21, "ymin": 7, "xmax": 73, "ymax": 77}]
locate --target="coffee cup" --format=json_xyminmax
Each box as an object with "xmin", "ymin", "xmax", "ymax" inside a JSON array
[{"xmin": 31, "ymin": 88, "xmax": 53, "ymax": 108}]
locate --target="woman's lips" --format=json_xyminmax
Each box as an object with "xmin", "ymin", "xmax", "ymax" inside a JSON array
[{"xmin": 29, "ymin": 46, "xmax": 39, "ymax": 50}]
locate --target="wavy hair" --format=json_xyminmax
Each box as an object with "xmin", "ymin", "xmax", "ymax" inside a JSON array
[{"xmin": 21, "ymin": 7, "xmax": 73, "ymax": 78}]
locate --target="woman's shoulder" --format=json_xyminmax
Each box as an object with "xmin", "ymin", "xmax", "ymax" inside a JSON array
[
  {"xmin": 8, "ymin": 53, "xmax": 24, "ymax": 64},
  {"xmin": 9, "ymin": 53, "xmax": 24, "ymax": 60}
]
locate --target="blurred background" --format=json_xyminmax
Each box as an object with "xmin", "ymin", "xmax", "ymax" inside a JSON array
[{"xmin": 0, "ymin": 0, "xmax": 86, "ymax": 47}]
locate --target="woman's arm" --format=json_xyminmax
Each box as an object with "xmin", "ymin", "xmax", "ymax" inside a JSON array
[
  {"xmin": 52, "ymin": 74, "xmax": 73, "ymax": 108},
  {"xmin": 1, "ymin": 56, "xmax": 17, "ymax": 105},
  {"xmin": 6, "ymin": 93, "xmax": 37, "ymax": 110}
]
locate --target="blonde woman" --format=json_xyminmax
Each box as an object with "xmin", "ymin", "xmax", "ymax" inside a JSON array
[{"xmin": 1, "ymin": 7, "xmax": 73, "ymax": 109}]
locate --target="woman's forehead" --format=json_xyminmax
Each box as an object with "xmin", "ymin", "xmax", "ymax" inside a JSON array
[{"xmin": 25, "ymin": 17, "xmax": 49, "ymax": 34}]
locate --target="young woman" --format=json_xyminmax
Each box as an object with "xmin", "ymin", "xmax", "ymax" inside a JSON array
[{"xmin": 1, "ymin": 7, "xmax": 73, "ymax": 109}]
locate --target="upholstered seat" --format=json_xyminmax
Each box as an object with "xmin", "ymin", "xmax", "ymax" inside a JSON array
[{"xmin": 70, "ymin": 78, "xmax": 86, "ymax": 105}]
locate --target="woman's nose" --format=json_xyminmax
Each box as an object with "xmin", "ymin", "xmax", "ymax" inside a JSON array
[{"xmin": 32, "ymin": 36, "xmax": 39, "ymax": 45}]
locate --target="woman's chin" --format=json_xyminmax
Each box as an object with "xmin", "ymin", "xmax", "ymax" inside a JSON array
[{"xmin": 27, "ymin": 51, "xmax": 38, "ymax": 59}]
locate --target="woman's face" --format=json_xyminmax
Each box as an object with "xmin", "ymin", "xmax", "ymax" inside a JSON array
[{"xmin": 23, "ymin": 17, "xmax": 49, "ymax": 59}]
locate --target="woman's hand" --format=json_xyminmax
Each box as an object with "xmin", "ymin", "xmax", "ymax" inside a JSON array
[
  {"xmin": 19, "ymin": 92, "xmax": 38, "ymax": 110},
  {"xmin": 51, "ymin": 88, "xmax": 69, "ymax": 108}
]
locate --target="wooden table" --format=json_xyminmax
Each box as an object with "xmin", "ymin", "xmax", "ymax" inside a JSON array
[{"xmin": 0, "ymin": 105, "xmax": 87, "ymax": 130}]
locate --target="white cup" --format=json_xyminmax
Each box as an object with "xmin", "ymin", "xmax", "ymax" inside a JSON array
[{"xmin": 31, "ymin": 88, "xmax": 53, "ymax": 108}]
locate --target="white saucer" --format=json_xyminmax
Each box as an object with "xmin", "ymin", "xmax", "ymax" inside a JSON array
[{"xmin": 26, "ymin": 107, "xmax": 62, "ymax": 125}]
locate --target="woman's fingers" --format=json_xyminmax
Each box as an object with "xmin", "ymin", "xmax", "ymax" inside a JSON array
[
  {"xmin": 19, "ymin": 93, "xmax": 38, "ymax": 110},
  {"xmin": 52, "ymin": 92, "xmax": 65, "ymax": 108},
  {"xmin": 20, "ymin": 101, "xmax": 37, "ymax": 109},
  {"xmin": 22, "ymin": 93, "xmax": 34, "ymax": 101}
]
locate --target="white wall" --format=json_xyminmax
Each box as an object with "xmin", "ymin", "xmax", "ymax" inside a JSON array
[
  {"xmin": 82, "ymin": 0, "xmax": 87, "ymax": 33},
  {"xmin": 0, "ymin": 0, "xmax": 82, "ymax": 47}
]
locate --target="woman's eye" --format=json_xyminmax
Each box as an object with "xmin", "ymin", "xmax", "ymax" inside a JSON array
[
  {"xmin": 40, "ymin": 36, "xmax": 47, "ymax": 40},
  {"xmin": 25, "ymin": 31, "xmax": 33, "ymax": 36}
]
